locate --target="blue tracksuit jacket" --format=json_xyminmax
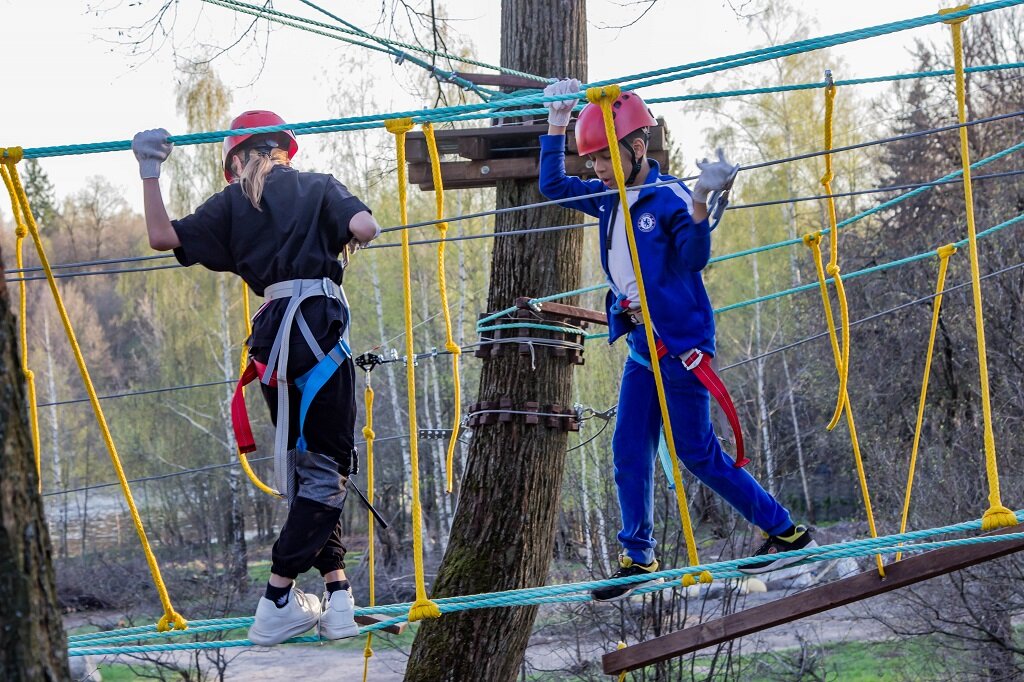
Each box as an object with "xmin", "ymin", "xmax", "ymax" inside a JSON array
[{"xmin": 538, "ymin": 134, "xmax": 715, "ymax": 356}]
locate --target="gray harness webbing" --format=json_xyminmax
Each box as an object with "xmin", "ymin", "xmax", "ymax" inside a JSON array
[{"xmin": 260, "ymin": 277, "xmax": 350, "ymax": 495}]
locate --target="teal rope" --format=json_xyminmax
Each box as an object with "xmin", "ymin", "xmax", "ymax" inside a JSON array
[
  {"xmin": 67, "ymin": 511, "xmax": 1024, "ymax": 655},
  {"xmin": 16, "ymin": 1, "xmax": 1024, "ymax": 160}
]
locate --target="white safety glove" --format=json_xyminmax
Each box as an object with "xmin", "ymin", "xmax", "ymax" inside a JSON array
[
  {"xmin": 692, "ymin": 149, "xmax": 740, "ymax": 204},
  {"xmin": 131, "ymin": 128, "xmax": 173, "ymax": 180},
  {"xmin": 543, "ymin": 78, "xmax": 581, "ymax": 128}
]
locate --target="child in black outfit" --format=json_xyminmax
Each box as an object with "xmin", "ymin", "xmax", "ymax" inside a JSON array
[{"xmin": 133, "ymin": 110, "xmax": 379, "ymax": 645}]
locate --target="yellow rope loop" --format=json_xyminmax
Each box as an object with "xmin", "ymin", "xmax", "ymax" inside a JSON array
[
  {"xmin": 804, "ymin": 237, "xmax": 885, "ymax": 577},
  {"xmin": 896, "ymin": 244, "xmax": 957, "ymax": 562},
  {"xmin": 818, "ymin": 78, "xmax": 851, "ymax": 431},
  {"xmin": 0, "ymin": 146, "xmax": 24, "ymax": 164},
  {"xmin": 698, "ymin": 570, "xmax": 714, "ymax": 584},
  {"xmin": 421, "ymin": 122, "xmax": 462, "ymax": 494},
  {"xmin": 361, "ymin": 381, "xmax": 377, "ymax": 680},
  {"xmin": 585, "ymin": 84, "xmax": 622, "ymax": 105},
  {"xmin": 591, "ymin": 84, "xmax": 703, "ymax": 571},
  {"xmin": 1, "ymin": 165, "xmax": 41, "ymax": 487},
  {"xmin": 383, "ymin": 117, "xmax": 415, "ymax": 136},
  {"xmin": 387, "ymin": 119, "xmax": 441, "ymax": 621},
  {"xmin": 3, "ymin": 160, "xmax": 188, "ymax": 628},
  {"xmin": 156, "ymin": 611, "xmax": 189, "ymax": 633},
  {"xmin": 235, "ymin": 285, "xmax": 279, "ymax": 497},
  {"xmin": 942, "ymin": 8, "xmax": 1016, "ymax": 530},
  {"xmin": 681, "ymin": 574, "xmax": 697, "ymax": 588},
  {"xmin": 939, "ymin": 4, "xmax": 970, "ymax": 25}
]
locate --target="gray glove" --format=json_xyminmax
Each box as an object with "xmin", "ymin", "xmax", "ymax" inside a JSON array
[
  {"xmin": 132, "ymin": 128, "xmax": 173, "ymax": 179},
  {"xmin": 543, "ymin": 78, "xmax": 581, "ymax": 128},
  {"xmin": 692, "ymin": 149, "xmax": 740, "ymax": 204}
]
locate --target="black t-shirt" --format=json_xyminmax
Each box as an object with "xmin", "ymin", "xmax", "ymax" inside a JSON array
[{"xmin": 172, "ymin": 165, "xmax": 369, "ymax": 349}]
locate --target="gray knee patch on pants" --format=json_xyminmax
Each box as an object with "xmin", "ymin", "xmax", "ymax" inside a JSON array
[{"xmin": 286, "ymin": 450, "xmax": 348, "ymax": 510}]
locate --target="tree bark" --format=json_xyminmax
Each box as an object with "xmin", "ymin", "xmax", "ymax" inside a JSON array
[
  {"xmin": 0, "ymin": 260, "xmax": 70, "ymax": 680},
  {"xmin": 405, "ymin": 3, "xmax": 587, "ymax": 679}
]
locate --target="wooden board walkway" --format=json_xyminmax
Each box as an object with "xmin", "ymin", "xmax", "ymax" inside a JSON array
[{"xmin": 603, "ymin": 526, "xmax": 1024, "ymax": 675}]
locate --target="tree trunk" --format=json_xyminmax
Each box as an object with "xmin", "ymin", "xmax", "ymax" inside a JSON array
[
  {"xmin": 405, "ymin": 3, "xmax": 587, "ymax": 679},
  {"xmin": 0, "ymin": 264, "xmax": 70, "ymax": 680}
]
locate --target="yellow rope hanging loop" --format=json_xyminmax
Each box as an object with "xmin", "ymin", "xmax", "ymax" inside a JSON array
[
  {"xmin": 386, "ymin": 117, "xmax": 442, "ymax": 621},
  {"xmin": 896, "ymin": 244, "xmax": 957, "ymax": 562},
  {"xmin": 586, "ymin": 86, "xmax": 710, "ymax": 587},
  {"xmin": 235, "ymin": 282, "xmax": 280, "ymax": 497},
  {"xmin": 421, "ymin": 122, "xmax": 462, "ymax": 494},
  {"xmin": 0, "ymin": 159, "xmax": 41, "ymax": 490},
  {"xmin": 819, "ymin": 76, "xmax": 852, "ymax": 432},
  {"xmin": 361, "ymin": 377, "xmax": 376, "ymax": 682},
  {"xmin": 1, "ymin": 155, "xmax": 187, "ymax": 631},
  {"xmin": 941, "ymin": 5, "xmax": 1017, "ymax": 531},
  {"xmin": 803, "ymin": 233, "xmax": 884, "ymax": 577}
]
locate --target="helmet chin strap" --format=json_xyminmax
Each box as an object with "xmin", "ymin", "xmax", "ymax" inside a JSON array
[{"xmin": 623, "ymin": 138, "xmax": 647, "ymax": 186}]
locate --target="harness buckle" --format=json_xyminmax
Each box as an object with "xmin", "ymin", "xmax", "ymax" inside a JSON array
[{"xmin": 681, "ymin": 348, "xmax": 704, "ymax": 371}]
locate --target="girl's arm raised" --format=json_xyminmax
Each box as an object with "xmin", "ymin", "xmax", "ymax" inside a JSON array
[{"xmin": 142, "ymin": 178, "xmax": 180, "ymax": 250}]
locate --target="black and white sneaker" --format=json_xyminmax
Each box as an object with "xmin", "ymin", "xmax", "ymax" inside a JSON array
[
  {"xmin": 591, "ymin": 556, "xmax": 664, "ymax": 602},
  {"xmin": 738, "ymin": 525, "xmax": 817, "ymax": 575}
]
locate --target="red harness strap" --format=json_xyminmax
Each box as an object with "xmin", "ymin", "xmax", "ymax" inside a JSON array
[
  {"xmin": 655, "ymin": 340, "xmax": 749, "ymax": 468},
  {"xmin": 231, "ymin": 358, "xmax": 277, "ymax": 455}
]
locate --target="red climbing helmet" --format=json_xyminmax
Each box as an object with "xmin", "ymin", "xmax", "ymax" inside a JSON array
[
  {"xmin": 222, "ymin": 110, "xmax": 299, "ymax": 182},
  {"xmin": 574, "ymin": 91, "xmax": 657, "ymax": 156}
]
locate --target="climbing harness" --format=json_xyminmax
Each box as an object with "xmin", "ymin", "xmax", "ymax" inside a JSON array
[
  {"xmin": 230, "ymin": 277, "xmax": 352, "ymax": 495},
  {"xmin": 623, "ymin": 330, "xmax": 748, "ymax": 469}
]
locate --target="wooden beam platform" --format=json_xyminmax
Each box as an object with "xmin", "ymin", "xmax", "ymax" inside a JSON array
[{"xmin": 603, "ymin": 526, "xmax": 1024, "ymax": 676}]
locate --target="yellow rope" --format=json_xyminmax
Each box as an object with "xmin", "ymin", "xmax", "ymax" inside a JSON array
[
  {"xmin": 820, "ymin": 78, "xmax": 852, "ymax": 432},
  {"xmin": 941, "ymin": 6, "xmax": 1017, "ymax": 531},
  {"xmin": 586, "ymin": 86, "xmax": 710, "ymax": 587},
  {"xmin": 616, "ymin": 641, "xmax": 628, "ymax": 682},
  {"xmin": 385, "ymin": 117, "xmax": 442, "ymax": 620},
  {"xmin": 235, "ymin": 282, "xmax": 279, "ymax": 497},
  {"xmin": 421, "ymin": 122, "xmax": 462, "ymax": 493},
  {"xmin": 362, "ymin": 378, "xmax": 376, "ymax": 682},
  {"xmin": 1, "ymin": 151, "xmax": 187, "ymax": 631},
  {"xmin": 896, "ymin": 244, "xmax": 956, "ymax": 562},
  {"xmin": 0, "ymin": 161, "xmax": 41, "ymax": 490},
  {"xmin": 804, "ymin": 233, "xmax": 884, "ymax": 577}
]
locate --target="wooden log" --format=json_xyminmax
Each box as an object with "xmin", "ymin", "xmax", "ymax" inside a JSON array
[
  {"xmin": 354, "ymin": 614, "xmax": 407, "ymax": 635},
  {"xmin": 602, "ymin": 526, "xmax": 1024, "ymax": 675}
]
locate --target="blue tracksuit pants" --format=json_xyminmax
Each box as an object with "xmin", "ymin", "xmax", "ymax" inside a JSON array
[{"xmin": 613, "ymin": 329, "xmax": 793, "ymax": 564}]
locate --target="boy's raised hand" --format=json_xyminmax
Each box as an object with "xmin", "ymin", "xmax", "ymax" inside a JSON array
[
  {"xmin": 132, "ymin": 128, "xmax": 174, "ymax": 180},
  {"xmin": 693, "ymin": 149, "xmax": 740, "ymax": 204},
  {"xmin": 543, "ymin": 78, "xmax": 581, "ymax": 128}
]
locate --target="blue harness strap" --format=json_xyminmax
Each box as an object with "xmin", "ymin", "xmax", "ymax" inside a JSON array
[{"xmin": 293, "ymin": 338, "xmax": 352, "ymax": 452}]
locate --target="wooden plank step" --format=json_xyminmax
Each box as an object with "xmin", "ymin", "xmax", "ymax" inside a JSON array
[{"xmin": 602, "ymin": 525, "xmax": 1024, "ymax": 676}]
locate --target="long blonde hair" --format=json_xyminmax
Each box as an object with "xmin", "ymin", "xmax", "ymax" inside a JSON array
[{"xmin": 235, "ymin": 146, "xmax": 291, "ymax": 210}]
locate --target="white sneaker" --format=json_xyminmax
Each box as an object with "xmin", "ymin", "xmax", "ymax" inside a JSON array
[
  {"xmin": 248, "ymin": 587, "xmax": 321, "ymax": 646},
  {"xmin": 319, "ymin": 589, "xmax": 360, "ymax": 640}
]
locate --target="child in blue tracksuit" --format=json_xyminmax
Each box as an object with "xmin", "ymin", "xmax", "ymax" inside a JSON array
[{"xmin": 539, "ymin": 80, "xmax": 815, "ymax": 600}]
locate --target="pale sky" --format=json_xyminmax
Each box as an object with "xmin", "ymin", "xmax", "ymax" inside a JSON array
[{"xmin": 2, "ymin": 0, "xmax": 956, "ymax": 213}]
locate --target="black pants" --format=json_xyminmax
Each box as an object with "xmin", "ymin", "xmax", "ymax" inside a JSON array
[{"xmin": 252, "ymin": 335, "xmax": 357, "ymax": 580}]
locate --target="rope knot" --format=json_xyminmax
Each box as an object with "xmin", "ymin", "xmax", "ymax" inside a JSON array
[
  {"xmin": 586, "ymin": 84, "xmax": 622, "ymax": 105},
  {"xmin": 1, "ymin": 147, "xmax": 24, "ymax": 165},
  {"xmin": 826, "ymin": 263, "xmax": 841, "ymax": 277},
  {"xmin": 384, "ymin": 118, "xmax": 415, "ymax": 135},
  {"xmin": 681, "ymin": 574, "xmax": 697, "ymax": 588},
  {"xmin": 802, "ymin": 232, "xmax": 821, "ymax": 247},
  {"xmin": 408, "ymin": 598, "xmax": 441, "ymax": 622},
  {"xmin": 698, "ymin": 570, "xmax": 714, "ymax": 584},
  {"xmin": 820, "ymin": 170, "xmax": 834, "ymax": 187},
  {"xmin": 15, "ymin": 224, "xmax": 27, "ymax": 238},
  {"xmin": 445, "ymin": 341, "xmax": 462, "ymax": 355},
  {"xmin": 938, "ymin": 5, "xmax": 970, "ymax": 25},
  {"xmin": 156, "ymin": 611, "xmax": 189, "ymax": 632},
  {"xmin": 24, "ymin": 369, "xmax": 34, "ymax": 382},
  {"xmin": 362, "ymin": 426, "xmax": 376, "ymax": 440},
  {"xmin": 937, "ymin": 243, "xmax": 958, "ymax": 259}
]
